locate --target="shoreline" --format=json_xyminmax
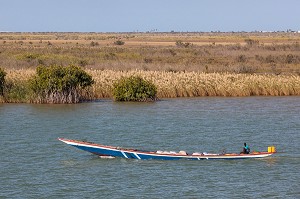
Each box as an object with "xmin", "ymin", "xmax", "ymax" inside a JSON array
[{"xmin": 1, "ymin": 69, "xmax": 299, "ymax": 103}]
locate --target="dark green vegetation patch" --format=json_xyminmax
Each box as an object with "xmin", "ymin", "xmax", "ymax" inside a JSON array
[
  {"xmin": 113, "ymin": 76, "xmax": 157, "ymax": 102},
  {"xmin": 30, "ymin": 65, "xmax": 94, "ymax": 103},
  {"xmin": 0, "ymin": 68, "xmax": 6, "ymax": 96}
]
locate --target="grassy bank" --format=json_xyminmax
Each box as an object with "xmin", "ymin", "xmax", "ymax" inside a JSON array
[
  {"xmin": 1, "ymin": 32, "xmax": 300, "ymax": 102},
  {"xmin": 89, "ymin": 70, "xmax": 300, "ymax": 98},
  {"xmin": 3, "ymin": 69, "xmax": 300, "ymax": 102},
  {"xmin": 1, "ymin": 32, "xmax": 300, "ymax": 74}
]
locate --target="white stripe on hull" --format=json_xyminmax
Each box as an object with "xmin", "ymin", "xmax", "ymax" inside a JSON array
[
  {"xmin": 132, "ymin": 152, "xmax": 141, "ymax": 159},
  {"xmin": 121, "ymin": 151, "xmax": 129, "ymax": 158}
]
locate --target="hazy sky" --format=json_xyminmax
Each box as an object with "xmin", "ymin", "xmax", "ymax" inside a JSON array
[{"xmin": 1, "ymin": 0, "xmax": 299, "ymax": 32}]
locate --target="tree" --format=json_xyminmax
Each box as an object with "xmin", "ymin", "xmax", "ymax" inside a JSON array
[{"xmin": 30, "ymin": 65, "xmax": 94, "ymax": 103}]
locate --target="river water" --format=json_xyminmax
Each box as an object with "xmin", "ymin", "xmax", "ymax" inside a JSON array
[{"xmin": 0, "ymin": 97, "xmax": 299, "ymax": 198}]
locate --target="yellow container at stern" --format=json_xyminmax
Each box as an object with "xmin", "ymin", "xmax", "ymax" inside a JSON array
[{"xmin": 268, "ymin": 146, "xmax": 276, "ymax": 153}]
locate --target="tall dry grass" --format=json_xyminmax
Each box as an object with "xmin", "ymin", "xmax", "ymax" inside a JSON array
[
  {"xmin": 3, "ymin": 69, "xmax": 300, "ymax": 101},
  {"xmin": 89, "ymin": 70, "xmax": 300, "ymax": 98},
  {"xmin": 3, "ymin": 69, "xmax": 35, "ymax": 102}
]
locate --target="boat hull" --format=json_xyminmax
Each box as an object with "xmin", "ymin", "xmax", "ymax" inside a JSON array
[{"xmin": 58, "ymin": 138, "xmax": 275, "ymax": 160}]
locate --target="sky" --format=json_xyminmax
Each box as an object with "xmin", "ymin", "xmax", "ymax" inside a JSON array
[{"xmin": 1, "ymin": 0, "xmax": 299, "ymax": 32}]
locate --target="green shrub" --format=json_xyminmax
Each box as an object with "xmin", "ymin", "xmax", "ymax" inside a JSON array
[
  {"xmin": 175, "ymin": 40, "xmax": 192, "ymax": 48},
  {"xmin": 16, "ymin": 53, "xmax": 41, "ymax": 62},
  {"xmin": 245, "ymin": 39, "xmax": 259, "ymax": 46},
  {"xmin": 29, "ymin": 64, "xmax": 94, "ymax": 103},
  {"xmin": 90, "ymin": 41, "xmax": 99, "ymax": 46},
  {"xmin": 285, "ymin": 54, "xmax": 299, "ymax": 64},
  {"xmin": 0, "ymin": 68, "xmax": 6, "ymax": 96},
  {"xmin": 3, "ymin": 80, "xmax": 31, "ymax": 103},
  {"xmin": 114, "ymin": 40, "xmax": 125, "ymax": 45},
  {"xmin": 236, "ymin": 55, "xmax": 247, "ymax": 63},
  {"xmin": 113, "ymin": 76, "xmax": 157, "ymax": 102}
]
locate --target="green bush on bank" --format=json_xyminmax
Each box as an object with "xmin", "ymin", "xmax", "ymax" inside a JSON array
[
  {"xmin": 4, "ymin": 79, "xmax": 31, "ymax": 103},
  {"xmin": 0, "ymin": 68, "xmax": 6, "ymax": 96},
  {"xmin": 30, "ymin": 64, "xmax": 94, "ymax": 103},
  {"xmin": 112, "ymin": 76, "xmax": 157, "ymax": 102},
  {"xmin": 0, "ymin": 67, "xmax": 31, "ymax": 103}
]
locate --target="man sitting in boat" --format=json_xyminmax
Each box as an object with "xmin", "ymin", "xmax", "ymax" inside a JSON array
[{"xmin": 241, "ymin": 143, "xmax": 250, "ymax": 154}]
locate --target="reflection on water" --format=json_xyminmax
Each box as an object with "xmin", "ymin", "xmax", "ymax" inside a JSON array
[
  {"xmin": 0, "ymin": 97, "xmax": 299, "ymax": 198},
  {"xmin": 261, "ymin": 157, "xmax": 280, "ymax": 167}
]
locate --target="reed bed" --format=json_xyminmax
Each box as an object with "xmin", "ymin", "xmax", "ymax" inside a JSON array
[
  {"xmin": 88, "ymin": 70, "xmax": 300, "ymax": 98},
  {"xmin": 3, "ymin": 69, "xmax": 300, "ymax": 101}
]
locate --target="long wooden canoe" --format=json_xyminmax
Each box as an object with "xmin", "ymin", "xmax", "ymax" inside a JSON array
[{"xmin": 58, "ymin": 138, "xmax": 276, "ymax": 160}]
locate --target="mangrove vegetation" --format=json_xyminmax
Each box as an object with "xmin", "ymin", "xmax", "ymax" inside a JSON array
[
  {"xmin": 113, "ymin": 76, "xmax": 157, "ymax": 102},
  {"xmin": 1, "ymin": 65, "xmax": 94, "ymax": 103},
  {"xmin": 0, "ymin": 68, "xmax": 6, "ymax": 97}
]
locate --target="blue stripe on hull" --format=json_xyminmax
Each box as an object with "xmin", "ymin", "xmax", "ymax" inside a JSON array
[
  {"xmin": 74, "ymin": 145, "xmax": 124, "ymax": 158},
  {"xmin": 137, "ymin": 153, "xmax": 183, "ymax": 160},
  {"xmin": 73, "ymin": 145, "xmax": 242, "ymax": 160},
  {"xmin": 125, "ymin": 152, "xmax": 138, "ymax": 159}
]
